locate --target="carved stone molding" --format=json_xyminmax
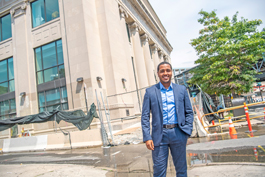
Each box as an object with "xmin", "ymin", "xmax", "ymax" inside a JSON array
[
  {"xmin": 140, "ymin": 33, "xmax": 149, "ymax": 43},
  {"xmin": 119, "ymin": 5, "xmax": 128, "ymax": 19},
  {"xmin": 10, "ymin": 1, "xmax": 28, "ymax": 18},
  {"xmin": 151, "ymin": 44, "xmax": 158, "ymax": 52},
  {"xmin": 163, "ymin": 55, "xmax": 169, "ymax": 61},
  {"xmin": 129, "ymin": 22, "xmax": 141, "ymax": 32},
  {"xmin": 158, "ymin": 50, "xmax": 164, "ymax": 59}
]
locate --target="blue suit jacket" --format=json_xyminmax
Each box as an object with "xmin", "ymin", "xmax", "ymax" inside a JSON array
[{"xmin": 141, "ymin": 83, "xmax": 194, "ymax": 146}]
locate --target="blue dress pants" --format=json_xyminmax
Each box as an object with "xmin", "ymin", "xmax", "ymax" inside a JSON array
[{"xmin": 152, "ymin": 126, "xmax": 188, "ymax": 177}]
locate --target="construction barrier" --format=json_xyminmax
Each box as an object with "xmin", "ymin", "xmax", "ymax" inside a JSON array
[{"xmin": 191, "ymin": 99, "xmax": 265, "ymax": 136}]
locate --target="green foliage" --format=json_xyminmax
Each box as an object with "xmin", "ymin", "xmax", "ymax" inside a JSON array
[{"xmin": 189, "ymin": 10, "xmax": 265, "ymax": 95}]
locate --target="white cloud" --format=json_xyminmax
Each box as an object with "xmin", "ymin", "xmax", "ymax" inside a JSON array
[{"xmin": 149, "ymin": 0, "xmax": 265, "ymax": 68}]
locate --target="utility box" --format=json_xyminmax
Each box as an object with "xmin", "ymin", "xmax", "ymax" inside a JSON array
[{"xmin": 231, "ymin": 97, "xmax": 246, "ymax": 118}]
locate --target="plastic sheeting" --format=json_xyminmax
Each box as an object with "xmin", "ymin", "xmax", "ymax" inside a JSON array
[{"xmin": 0, "ymin": 103, "xmax": 98, "ymax": 132}]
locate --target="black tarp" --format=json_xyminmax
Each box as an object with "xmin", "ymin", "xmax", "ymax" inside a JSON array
[{"xmin": 0, "ymin": 103, "xmax": 98, "ymax": 132}]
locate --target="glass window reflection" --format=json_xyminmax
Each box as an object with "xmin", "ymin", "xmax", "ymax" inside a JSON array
[
  {"xmin": 0, "ymin": 99, "xmax": 17, "ymax": 119},
  {"xmin": 0, "ymin": 82, "xmax": 8, "ymax": 95},
  {"xmin": 8, "ymin": 58, "xmax": 14, "ymax": 80},
  {"xmin": 31, "ymin": 0, "xmax": 60, "ymax": 28},
  {"xmin": 44, "ymin": 67, "xmax": 58, "ymax": 82},
  {"xmin": 38, "ymin": 86, "xmax": 68, "ymax": 112},
  {"xmin": 46, "ymin": 88, "xmax": 60, "ymax": 106},
  {"xmin": 42, "ymin": 42, "xmax": 56, "ymax": 69},
  {"xmin": 35, "ymin": 40, "xmax": 64, "ymax": 85},
  {"xmin": 0, "ymin": 60, "xmax": 7, "ymax": 83},
  {"xmin": 31, "ymin": 0, "xmax": 45, "ymax": 28},
  {"xmin": 45, "ymin": 0, "xmax": 59, "ymax": 22},
  {"xmin": 35, "ymin": 47, "xmax": 42, "ymax": 71},
  {"xmin": 2, "ymin": 14, "xmax": 12, "ymax": 41}
]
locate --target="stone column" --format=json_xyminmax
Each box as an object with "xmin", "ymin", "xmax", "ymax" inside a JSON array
[
  {"xmin": 130, "ymin": 22, "xmax": 149, "ymax": 101},
  {"xmin": 140, "ymin": 34, "xmax": 156, "ymax": 86},
  {"xmin": 158, "ymin": 50, "xmax": 165, "ymax": 62},
  {"xmin": 164, "ymin": 55, "xmax": 169, "ymax": 62},
  {"xmin": 151, "ymin": 44, "xmax": 159, "ymax": 83},
  {"xmin": 119, "ymin": 6, "xmax": 140, "ymax": 114}
]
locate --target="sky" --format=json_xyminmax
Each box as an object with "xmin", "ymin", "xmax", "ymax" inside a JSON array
[{"xmin": 149, "ymin": 0, "xmax": 265, "ymax": 69}]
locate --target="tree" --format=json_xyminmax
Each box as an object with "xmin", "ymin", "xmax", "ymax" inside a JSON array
[{"xmin": 189, "ymin": 10, "xmax": 265, "ymax": 96}]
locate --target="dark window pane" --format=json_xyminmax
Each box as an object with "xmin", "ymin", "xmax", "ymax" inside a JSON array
[
  {"xmin": 38, "ymin": 92, "xmax": 45, "ymax": 107},
  {"xmin": 32, "ymin": 0, "xmax": 45, "ymax": 28},
  {"xmin": 44, "ymin": 67, "xmax": 58, "ymax": 82},
  {"xmin": 42, "ymin": 42, "xmax": 57, "ymax": 69},
  {"xmin": 126, "ymin": 23, "xmax": 131, "ymax": 43},
  {"xmin": 58, "ymin": 65, "xmax": 65, "ymax": 78},
  {"xmin": 10, "ymin": 99, "xmax": 16, "ymax": 113},
  {"xmin": 1, "ymin": 14, "xmax": 12, "ymax": 41},
  {"xmin": 56, "ymin": 40, "xmax": 64, "ymax": 65},
  {"xmin": 0, "ymin": 100, "xmax": 9, "ymax": 116},
  {"xmin": 0, "ymin": 82, "xmax": 8, "ymax": 95},
  {"xmin": 0, "ymin": 60, "xmax": 7, "ymax": 83},
  {"xmin": 61, "ymin": 86, "xmax": 67, "ymax": 103},
  {"xmin": 0, "ymin": 18, "xmax": 1, "ymax": 41},
  {"xmin": 9, "ymin": 80, "xmax": 15, "ymax": 92},
  {"xmin": 35, "ymin": 48, "xmax": 42, "ymax": 71},
  {"xmin": 46, "ymin": 88, "xmax": 60, "ymax": 106},
  {"xmin": 62, "ymin": 103, "xmax": 68, "ymax": 110},
  {"xmin": 8, "ymin": 58, "xmax": 14, "ymax": 80},
  {"xmin": 37, "ymin": 71, "xmax": 44, "ymax": 84},
  {"xmin": 11, "ymin": 124, "xmax": 18, "ymax": 138},
  {"xmin": 47, "ymin": 104, "xmax": 61, "ymax": 112},
  {"xmin": 45, "ymin": 0, "xmax": 60, "ymax": 22},
  {"xmin": 39, "ymin": 107, "xmax": 45, "ymax": 112}
]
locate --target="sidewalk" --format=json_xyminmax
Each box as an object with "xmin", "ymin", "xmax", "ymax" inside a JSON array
[
  {"xmin": 188, "ymin": 164, "xmax": 265, "ymax": 177},
  {"xmin": 1, "ymin": 163, "xmax": 264, "ymax": 177}
]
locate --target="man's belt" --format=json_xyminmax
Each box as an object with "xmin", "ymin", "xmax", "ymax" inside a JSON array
[{"xmin": 163, "ymin": 124, "xmax": 177, "ymax": 129}]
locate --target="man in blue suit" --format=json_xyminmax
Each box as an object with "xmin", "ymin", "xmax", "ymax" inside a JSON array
[{"xmin": 141, "ymin": 61, "xmax": 194, "ymax": 177}]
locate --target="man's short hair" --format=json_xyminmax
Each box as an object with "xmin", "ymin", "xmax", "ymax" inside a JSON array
[{"xmin": 157, "ymin": 61, "xmax": 172, "ymax": 72}]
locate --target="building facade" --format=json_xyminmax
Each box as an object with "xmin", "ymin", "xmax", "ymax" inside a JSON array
[{"xmin": 0, "ymin": 0, "xmax": 172, "ymax": 139}]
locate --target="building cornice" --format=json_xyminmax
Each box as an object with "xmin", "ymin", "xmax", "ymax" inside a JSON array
[
  {"xmin": 119, "ymin": 5, "xmax": 128, "ymax": 19},
  {"xmin": 129, "ymin": 21, "xmax": 141, "ymax": 32},
  {"xmin": 140, "ymin": 33, "xmax": 149, "ymax": 43},
  {"xmin": 117, "ymin": 0, "xmax": 173, "ymax": 54},
  {"xmin": 151, "ymin": 43, "xmax": 158, "ymax": 52}
]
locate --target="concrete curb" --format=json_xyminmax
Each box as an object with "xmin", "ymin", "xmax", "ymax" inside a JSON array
[
  {"xmin": 2, "ymin": 129, "xmax": 103, "ymax": 153},
  {"xmin": 190, "ymin": 162, "xmax": 265, "ymax": 168}
]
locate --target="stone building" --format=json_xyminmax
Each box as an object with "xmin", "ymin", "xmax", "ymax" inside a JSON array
[{"xmin": 0, "ymin": 0, "xmax": 172, "ymax": 139}]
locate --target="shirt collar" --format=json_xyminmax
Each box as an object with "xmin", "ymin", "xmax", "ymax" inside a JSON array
[{"xmin": 159, "ymin": 82, "xmax": 172, "ymax": 90}]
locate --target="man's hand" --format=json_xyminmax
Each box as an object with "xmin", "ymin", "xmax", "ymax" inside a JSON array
[{"xmin": 145, "ymin": 140, "xmax": 154, "ymax": 150}]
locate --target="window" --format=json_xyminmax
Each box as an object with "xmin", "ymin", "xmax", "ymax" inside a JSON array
[
  {"xmin": 31, "ymin": 0, "xmax": 60, "ymax": 28},
  {"xmin": 35, "ymin": 40, "xmax": 65, "ymax": 85},
  {"xmin": 0, "ymin": 14, "xmax": 12, "ymax": 41},
  {"xmin": 149, "ymin": 45, "xmax": 152, "ymax": 59},
  {"xmin": 0, "ymin": 98, "xmax": 16, "ymax": 120},
  {"xmin": 38, "ymin": 86, "xmax": 68, "ymax": 112},
  {"xmin": 126, "ymin": 23, "xmax": 131, "ymax": 43},
  {"xmin": 0, "ymin": 57, "xmax": 15, "ymax": 95}
]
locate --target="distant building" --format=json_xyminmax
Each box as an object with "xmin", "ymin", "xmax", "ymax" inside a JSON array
[{"xmin": 0, "ymin": 0, "xmax": 172, "ymax": 138}]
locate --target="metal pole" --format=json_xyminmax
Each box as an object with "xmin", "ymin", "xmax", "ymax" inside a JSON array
[
  {"xmin": 100, "ymin": 92, "xmax": 115, "ymax": 144},
  {"xmin": 131, "ymin": 57, "xmax": 142, "ymax": 112},
  {"xmin": 95, "ymin": 89, "xmax": 108, "ymax": 147},
  {"xmin": 54, "ymin": 114, "xmax": 57, "ymax": 133},
  {"xmin": 84, "ymin": 86, "xmax": 91, "ymax": 129},
  {"xmin": 259, "ymin": 86, "xmax": 263, "ymax": 101}
]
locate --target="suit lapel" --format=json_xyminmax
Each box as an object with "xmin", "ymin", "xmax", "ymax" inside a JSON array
[
  {"xmin": 155, "ymin": 83, "xmax": 163, "ymax": 115},
  {"xmin": 172, "ymin": 83, "xmax": 179, "ymax": 115}
]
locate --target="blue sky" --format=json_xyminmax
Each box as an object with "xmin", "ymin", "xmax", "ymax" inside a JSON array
[{"xmin": 149, "ymin": 0, "xmax": 265, "ymax": 69}]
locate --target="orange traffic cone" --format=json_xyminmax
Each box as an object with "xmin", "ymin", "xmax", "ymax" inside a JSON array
[
  {"xmin": 229, "ymin": 117, "xmax": 237, "ymax": 139},
  {"xmin": 254, "ymin": 147, "xmax": 258, "ymax": 161}
]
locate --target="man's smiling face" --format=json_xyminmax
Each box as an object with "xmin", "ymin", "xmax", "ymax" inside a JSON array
[{"xmin": 157, "ymin": 64, "xmax": 172, "ymax": 84}]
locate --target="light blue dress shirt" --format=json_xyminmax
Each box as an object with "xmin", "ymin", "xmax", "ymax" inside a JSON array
[{"xmin": 160, "ymin": 82, "xmax": 178, "ymax": 125}]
